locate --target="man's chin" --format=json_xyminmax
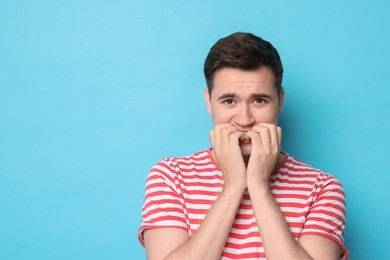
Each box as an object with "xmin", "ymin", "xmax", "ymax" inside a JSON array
[{"xmin": 240, "ymin": 143, "xmax": 252, "ymax": 157}]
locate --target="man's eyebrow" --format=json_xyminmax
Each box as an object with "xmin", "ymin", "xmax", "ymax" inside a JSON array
[
  {"xmin": 250, "ymin": 93, "xmax": 273, "ymax": 100},
  {"xmin": 217, "ymin": 92, "xmax": 273, "ymax": 101},
  {"xmin": 217, "ymin": 93, "xmax": 239, "ymax": 101}
]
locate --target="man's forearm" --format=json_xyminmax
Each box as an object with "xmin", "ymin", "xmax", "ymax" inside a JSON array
[
  {"xmin": 165, "ymin": 188, "xmax": 244, "ymax": 260},
  {"xmin": 249, "ymin": 185, "xmax": 313, "ymax": 260}
]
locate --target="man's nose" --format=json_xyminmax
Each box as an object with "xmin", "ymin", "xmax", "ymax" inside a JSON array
[{"xmin": 235, "ymin": 105, "xmax": 255, "ymax": 129}]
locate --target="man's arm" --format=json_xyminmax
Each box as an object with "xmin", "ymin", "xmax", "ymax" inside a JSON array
[
  {"xmin": 248, "ymin": 185, "xmax": 341, "ymax": 260},
  {"xmin": 144, "ymin": 124, "xmax": 247, "ymax": 260},
  {"xmin": 144, "ymin": 188, "xmax": 244, "ymax": 260},
  {"xmin": 246, "ymin": 124, "xmax": 341, "ymax": 259}
]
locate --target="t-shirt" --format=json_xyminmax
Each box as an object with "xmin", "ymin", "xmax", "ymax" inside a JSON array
[{"xmin": 139, "ymin": 149, "xmax": 348, "ymax": 259}]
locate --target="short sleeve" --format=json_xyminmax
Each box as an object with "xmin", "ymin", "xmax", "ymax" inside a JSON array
[
  {"xmin": 301, "ymin": 175, "xmax": 349, "ymax": 259},
  {"xmin": 138, "ymin": 158, "xmax": 189, "ymax": 246}
]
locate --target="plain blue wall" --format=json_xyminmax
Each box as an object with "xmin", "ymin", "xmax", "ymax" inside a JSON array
[{"xmin": 1, "ymin": 1, "xmax": 389, "ymax": 259}]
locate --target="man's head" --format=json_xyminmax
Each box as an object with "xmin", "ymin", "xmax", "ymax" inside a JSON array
[
  {"xmin": 203, "ymin": 32, "xmax": 283, "ymax": 97},
  {"xmin": 203, "ymin": 32, "xmax": 285, "ymax": 157}
]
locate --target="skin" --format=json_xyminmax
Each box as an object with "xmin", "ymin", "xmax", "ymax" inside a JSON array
[{"xmin": 144, "ymin": 67, "xmax": 342, "ymax": 260}]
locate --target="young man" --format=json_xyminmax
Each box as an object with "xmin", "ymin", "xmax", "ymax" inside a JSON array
[{"xmin": 139, "ymin": 32, "xmax": 348, "ymax": 259}]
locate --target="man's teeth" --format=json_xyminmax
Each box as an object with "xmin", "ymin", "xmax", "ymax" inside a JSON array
[{"xmin": 240, "ymin": 133, "xmax": 250, "ymax": 141}]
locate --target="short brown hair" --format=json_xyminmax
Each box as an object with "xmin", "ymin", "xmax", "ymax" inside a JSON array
[{"xmin": 204, "ymin": 32, "xmax": 283, "ymax": 95}]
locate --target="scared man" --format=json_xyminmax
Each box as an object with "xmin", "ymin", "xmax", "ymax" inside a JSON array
[{"xmin": 139, "ymin": 32, "xmax": 348, "ymax": 260}]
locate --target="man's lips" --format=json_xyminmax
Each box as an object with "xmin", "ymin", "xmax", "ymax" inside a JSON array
[{"xmin": 239, "ymin": 132, "xmax": 251, "ymax": 143}]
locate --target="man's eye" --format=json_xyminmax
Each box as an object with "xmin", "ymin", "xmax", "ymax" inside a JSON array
[
  {"xmin": 222, "ymin": 99, "xmax": 235, "ymax": 104},
  {"xmin": 254, "ymin": 98, "xmax": 267, "ymax": 104}
]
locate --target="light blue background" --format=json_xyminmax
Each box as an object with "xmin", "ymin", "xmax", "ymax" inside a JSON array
[{"xmin": 1, "ymin": 1, "xmax": 389, "ymax": 259}]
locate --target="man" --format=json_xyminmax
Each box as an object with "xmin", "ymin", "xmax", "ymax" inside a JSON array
[{"xmin": 139, "ymin": 32, "xmax": 348, "ymax": 259}]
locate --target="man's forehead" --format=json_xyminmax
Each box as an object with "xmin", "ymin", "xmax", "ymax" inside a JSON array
[
  {"xmin": 213, "ymin": 67, "xmax": 275, "ymax": 86},
  {"xmin": 212, "ymin": 83, "xmax": 276, "ymax": 97}
]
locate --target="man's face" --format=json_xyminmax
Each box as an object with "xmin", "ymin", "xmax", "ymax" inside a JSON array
[{"xmin": 204, "ymin": 66, "xmax": 284, "ymax": 156}]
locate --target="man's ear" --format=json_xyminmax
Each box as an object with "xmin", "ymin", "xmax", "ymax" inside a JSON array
[
  {"xmin": 278, "ymin": 87, "xmax": 285, "ymax": 113},
  {"xmin": 204, "ymin": 87, "xmax": 212, "ymax": 115}
]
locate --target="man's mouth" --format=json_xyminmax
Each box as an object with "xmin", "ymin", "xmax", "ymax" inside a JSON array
[{"xmin": 239, "ymin": 132, "xmax": 251, "ymax": 143}]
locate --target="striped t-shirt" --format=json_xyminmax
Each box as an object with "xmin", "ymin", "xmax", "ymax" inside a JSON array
[{"xmin": 139, "ymin": 149, "xmax": 348, "ymax": 259}]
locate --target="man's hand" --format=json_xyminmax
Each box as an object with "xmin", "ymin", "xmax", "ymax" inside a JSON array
[
  {"xmin": 209, "ymin": 123, "xmax": 247, "ymax": 192},
  {"xmin": 246, "ymin": 123, "xmax": 282, "ymax": 189}
]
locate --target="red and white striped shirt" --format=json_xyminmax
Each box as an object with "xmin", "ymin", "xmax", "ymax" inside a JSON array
[{"xmin": 139, "ymin": 149, "xmax": 348, "ymax": 259}]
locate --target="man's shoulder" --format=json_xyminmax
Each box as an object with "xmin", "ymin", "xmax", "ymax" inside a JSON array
[
  {"xmin": 282, "ymin": 153, "xmax": 318, "ymax": 170},
  {"xmin": 158, "ymin": 148, "xmax": 212, "ymax": 164},
  {"xmin": 280, "ymin": 153, "xmax": 337, "ymax": 181},
  {"xmin": 278, "ymin": 153, "xmax": 344, "ymax": 190},
  {"xmin": 148, "ymin": 148, "xmax": 220, "ymax": 184},
  {"xmin": 152, "ymin": 148, "xmax": 216, "ymax": 172}
]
